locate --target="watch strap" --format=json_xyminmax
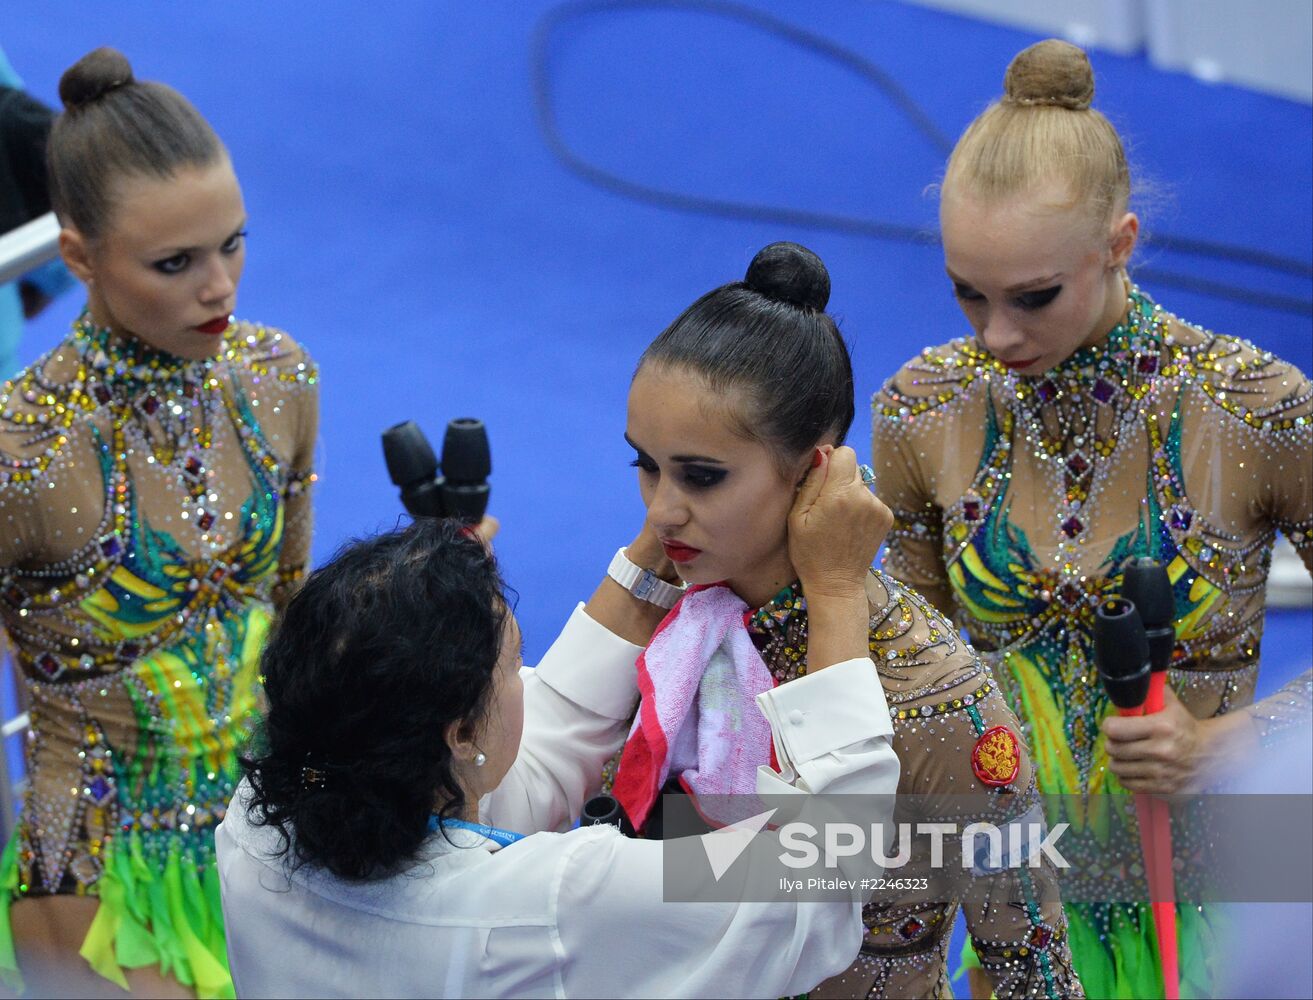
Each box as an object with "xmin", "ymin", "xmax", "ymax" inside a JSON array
[{"xmin": 607, "ymin": 547, "xmax": 685, "ymax": 609}]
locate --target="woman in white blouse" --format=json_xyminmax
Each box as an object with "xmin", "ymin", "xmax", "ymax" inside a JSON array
[{"xmin": 217, "ymin": 447, "xmax": 897, "ymax": 999}]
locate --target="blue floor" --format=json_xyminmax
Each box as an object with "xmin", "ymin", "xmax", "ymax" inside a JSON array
[{"xmin": 5, "ymin": 1, "xmax": 1311, "ymax": 988}]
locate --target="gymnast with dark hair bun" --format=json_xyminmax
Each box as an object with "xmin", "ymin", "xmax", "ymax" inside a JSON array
[
  {"xmin": 0, "ymin": 47, "xmax": 317, "ymax": 996},
  {"xmin": 612, "ymin": 242, "xmax": 1084, "ymax": 997}
]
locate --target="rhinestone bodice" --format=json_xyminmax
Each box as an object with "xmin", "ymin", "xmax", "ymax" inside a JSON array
[
  {"xmin": 0, "ymin": 314, "xmax": 317, "ymax": 896},
  {"xmin": 874, "ymin": 288, "xmax": 1313, "ymax": 794}
]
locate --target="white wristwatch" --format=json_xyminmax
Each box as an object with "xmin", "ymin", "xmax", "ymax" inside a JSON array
[{"xmin": 607, "ymin": 547, "xmax": 685, "ymax": 609}]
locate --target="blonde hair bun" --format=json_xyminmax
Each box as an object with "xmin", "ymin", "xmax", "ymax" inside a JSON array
[{"xmin": 1003, "ymin": 39, "xmax": 1094, "ymax": 110}]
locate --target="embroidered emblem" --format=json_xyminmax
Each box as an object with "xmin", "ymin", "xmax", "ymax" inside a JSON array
[{"xmin": 971, "ymin": 725, "xmax": 1020, "ymax": 787}]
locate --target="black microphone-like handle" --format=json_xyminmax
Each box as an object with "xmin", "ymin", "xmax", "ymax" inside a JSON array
[
  {"xmin": 382, "ymin": 419, "xmax": 491, "ymax": 522},
  {"xmin": 580, "ymin": 794, "xmax": 637, "ymax": 837},
  {"xmin": 1094, "ymin": 597, "xmax": 1152, "ymax": 711},
  {"xmin": 1121, "ymin": 558, "xmax": 1176, "ymax": 675},
  {"xmin": 382, "ymin": 420, "xmax": 446, "ymax": 518},
  {"xmin": 440, "ymin": 418, "xmax": 491, "ymax": 524}
]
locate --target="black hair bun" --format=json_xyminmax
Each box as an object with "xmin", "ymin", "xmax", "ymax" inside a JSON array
[
  {"xmin": 744, "ymin": 241, "xmax": 830, "ymax": 311},
  {"xmin": 59, "ymin": 47, "xmax": 135, "ymax": 112}
]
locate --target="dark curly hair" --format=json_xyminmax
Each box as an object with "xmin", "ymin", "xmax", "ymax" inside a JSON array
[{"xmin": 240, "ymin": 518, "xmax": 510, "ymax": 880}]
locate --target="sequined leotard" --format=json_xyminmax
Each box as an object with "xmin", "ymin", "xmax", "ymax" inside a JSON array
[
  {"xmin": 613, "ymin": 567, "xmax": 1085, "ymax": 998},
  {"xmin": 746, "ymin": 572, "xmax": 1084, "ymax": 999},
  {"xmin": 873, "ymin": 287, "xmax": 1312, "ymax": 997},
  {"xmin": 0, "ymin": 314, "xmax": 317, "ymax": 997}
]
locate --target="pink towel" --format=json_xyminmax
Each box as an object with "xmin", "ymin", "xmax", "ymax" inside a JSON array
[{"xmin": 613, "ymin": 583, "xmax": 777, "ymax": 832}]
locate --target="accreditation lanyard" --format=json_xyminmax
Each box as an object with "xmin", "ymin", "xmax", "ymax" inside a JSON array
[{"xmin": 429, "ymin": 815, "xmax": 525, "ymax": 849}]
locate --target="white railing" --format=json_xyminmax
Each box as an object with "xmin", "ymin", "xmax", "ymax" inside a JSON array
[
  {"xmin": 0, "ymin": 211, "xmax": 57, "ymax": 838},
  {"xmin": 1, "ymin": 713, "xmax": 29, "ymax": 740},
  {"xmin": 0, "ymin": 212, "xmax": 61, "ymax": 286}
]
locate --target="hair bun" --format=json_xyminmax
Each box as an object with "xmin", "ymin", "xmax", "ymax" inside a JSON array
[
  {"xmin": 59, "ymin": 47, "xmax": 135, "ymax": 111},
  {"xmin": 744, "ymin": 242, "xmax": 830, "ymax": 311},
  {"xmin": 1003, "ymin": 39, "xmax": 1094, "ymax": 110}
]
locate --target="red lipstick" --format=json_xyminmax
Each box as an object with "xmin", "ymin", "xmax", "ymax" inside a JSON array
[
  {"xmin": 661, "ymin": 540, "xmax": 702, "ymax": 564},
  {"xmin": 1002, "ymin": 358, "xmax": 1040, "ymax": 371},
  {"xmin": 195, "ymin": 315, "xmax": 231, "ymax": 335}
]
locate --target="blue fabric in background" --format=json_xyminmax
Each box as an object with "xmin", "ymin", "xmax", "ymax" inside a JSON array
[{"xmin": 3, "ymin": 3, "xmax": 1310, "ymax": 988}]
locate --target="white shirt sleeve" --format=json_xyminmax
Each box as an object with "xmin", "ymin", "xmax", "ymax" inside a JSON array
[
  {"xmin": 755, "ymin": 655, "xmax": 898, "ymax": 796},
  {"xmin": 551, "ymin": 828, "xmax": 862, "ymax": 999},
  {"xmin": 481, "ymin": 603, "xmax": 644, "ymax": 834},
  {"xmin": 551, "ymin": 658, "xmax": 901, "ymax": 999}
]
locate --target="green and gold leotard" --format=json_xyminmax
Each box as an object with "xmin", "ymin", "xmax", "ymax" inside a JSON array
[
  {"xmin": 874, "ymin": 286, "xmax": 1312, "ymax": 997},
  {"xmin": 0, "ymin": 313, "xmax": 317, "ymax": 997}
]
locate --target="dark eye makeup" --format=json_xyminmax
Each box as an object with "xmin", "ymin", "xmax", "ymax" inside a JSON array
[
  {"xmin": 682, "ymin": 466, "xmax": 727, "ymax": 489},
  {"xmin": 153, "ymin": 253, "xmax": 190, "ymax": 275},
  {"xmin": 151, "ymin": 228, "xmax": 247, "ymax": 275},
  {"xmin": 953, "ymin": 281, "xmax": 1063, "ymax": 311},
  {"xmin": 1015, "ymin": 286, "xmax": 1062, "ymax": 310},
  {"xmin": 629, "ymin": 453, "xmax": 726, "ymax": 490}
]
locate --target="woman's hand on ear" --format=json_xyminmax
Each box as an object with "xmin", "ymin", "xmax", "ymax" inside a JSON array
[
  {"xmin": 788, "ymin": 445, "xmax": 893, "ymax": 601},
  {"xmin": 788, "ymin": 446, "xmax": 892, "ymax": 670}
]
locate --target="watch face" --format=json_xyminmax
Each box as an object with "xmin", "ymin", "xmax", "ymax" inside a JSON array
[{"xmin": 633, "ymin": 570, "xmax": 658, "ymax": 601}]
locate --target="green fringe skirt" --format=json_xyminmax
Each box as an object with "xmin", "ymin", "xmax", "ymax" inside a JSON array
[{"xmin": 0, "ymin": 829, "xmax": 233, "ymax": 998}]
